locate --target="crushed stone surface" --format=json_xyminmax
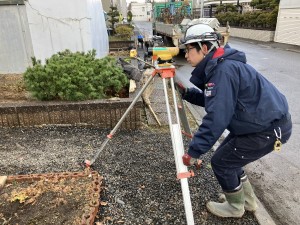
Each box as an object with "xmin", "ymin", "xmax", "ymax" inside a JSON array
[{"xmin": 0, "ymin": 126, "xmax": 259, "ymax": 224}]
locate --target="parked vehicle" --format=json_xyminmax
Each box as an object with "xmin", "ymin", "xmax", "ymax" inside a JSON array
[{"xmin": 152, "ymin": 1, "xmax": 229, "ymax": 49}]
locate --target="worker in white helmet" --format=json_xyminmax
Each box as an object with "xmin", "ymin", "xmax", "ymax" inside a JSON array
[{"xmin": 176, "ymin": 23, "xmax": 292, "ymax": 218}]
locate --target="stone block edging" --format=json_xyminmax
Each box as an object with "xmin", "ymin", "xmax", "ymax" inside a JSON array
[
  {"xmin": 109, "ymin": 40, "xmax": 135, "ymax": 51},
  {"xmin": 0, "ymin": 90, "xmax": 143, "ymax": 129}
]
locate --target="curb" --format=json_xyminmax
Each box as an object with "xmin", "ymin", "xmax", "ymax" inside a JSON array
[
  {"xmin": 254, "ymin": 196, "xmax": 276, "ymax": 225},
  {"xmin": 230, "ymin": 37, "xmax": 300, "ymax": 54},
  {"xmin": 185, "ymin": 103, "xmax": 277, "ymax": 225}
]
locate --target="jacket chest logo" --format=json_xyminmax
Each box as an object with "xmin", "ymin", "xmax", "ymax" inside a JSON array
[{"xmin": 205, "ymin": 83, "xmax": 215, "ymax": 97}]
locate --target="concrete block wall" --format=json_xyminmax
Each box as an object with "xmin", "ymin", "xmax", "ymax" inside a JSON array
[
  {"xmin": 219, "ymin": 27, "xmax": 275, "ymax": 42},
  {"xmin": 0, "ymin": 99, "xmax": 143, "ymax": 129}
]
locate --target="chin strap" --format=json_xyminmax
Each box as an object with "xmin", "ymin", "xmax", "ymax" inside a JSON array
[{"xmin": 198, "ymin": 41, "xmax": 219, "ymax": 58}]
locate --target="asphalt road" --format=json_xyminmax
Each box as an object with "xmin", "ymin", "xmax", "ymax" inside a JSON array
[
  {"xmin": 227, "ymin": 38, "xmax": 300, "ymax": 225},
  {"xmin": 133, "ymin": 21, "xmax": 300, "ymax": 225}
]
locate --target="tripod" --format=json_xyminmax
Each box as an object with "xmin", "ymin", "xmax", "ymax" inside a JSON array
[{"xmin": 84, "ymin": 63, "xmax": 195, "ymax": 225}]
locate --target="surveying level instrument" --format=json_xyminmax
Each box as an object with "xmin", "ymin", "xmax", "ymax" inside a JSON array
[
  {"xmin": 129, "ymin": 47, "xmax": 192, "ymax": 138},
  {"xmin": 149, "ymin": 47, "xmax": 192, "ymax": 138},
  {"xmin": 84, "ymin": 48, "xmax": 195, "ymax": 224},
  {"xmin": 147, "ymin": 47, "xmax": 179, "ymax": 64}
]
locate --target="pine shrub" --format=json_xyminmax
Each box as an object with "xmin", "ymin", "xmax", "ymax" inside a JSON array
[
  {"xmin": 24, "ymin": 50, "xmax": 129, "ymax": 101},
  {"xmin": 115, "ymin": 25, "xmax": 134, "ymax": 40},
  {"xmin": 215, "ymin": 0, "xmax": 279, "ymax": 30}
]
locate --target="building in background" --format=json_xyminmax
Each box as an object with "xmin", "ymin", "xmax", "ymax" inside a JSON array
[
  {"xmin": 128, "ymin": 2, "xmax": 152, "ymax": 21},
  {"xmin": 147, "ymin": 0, "xmax": 253, "ymax": 19},
  {"xmin": 275, "ymin": 0, "xmax": 300, "ymax": 46},
  {"xmin": 101, "ymin": 0, "xmax": 110, "ymax": 12},
  {"xmin": 203, "ymin": 0, "xmax": 253, "ymax": 17},
  {"xmin": 102, "ymin": 0, "xmax": 127, "ymax": 18}
]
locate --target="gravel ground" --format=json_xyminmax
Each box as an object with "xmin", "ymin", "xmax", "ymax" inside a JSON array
[{"xmin": 0, "ymin": 125, "xmax": 259, "ymax": 224}]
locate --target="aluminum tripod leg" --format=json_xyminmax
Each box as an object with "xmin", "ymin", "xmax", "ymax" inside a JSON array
[
  {"xmin": 162, "ymin": 77, "xmax": 195, "ymax": 225},
  {"xmin": 86, "ymin": 73, "xmax": 156, "ymax": 166}
]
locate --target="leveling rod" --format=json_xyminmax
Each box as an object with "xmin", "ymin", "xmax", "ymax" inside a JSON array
[{"xmin": 159, "ymin": 67, "xmax": 195, "ymax": 224}]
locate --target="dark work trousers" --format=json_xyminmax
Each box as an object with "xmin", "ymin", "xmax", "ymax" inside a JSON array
[
  {"xmin": 145, "ymin": 41, "xmax": 149, "ymax": 52},
  {"xmin": 211, "ymin": 118, "xmax": 292, "ymax": 192},
  {"xmin": 138, "ymin": 38, "xmax": 143, "ymax": 48}
]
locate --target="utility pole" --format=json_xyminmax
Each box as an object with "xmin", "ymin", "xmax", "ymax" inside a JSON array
[
  {"xmin": 237, "ymin": 0, "xmax": 242, "ymax": 14},
  {"xmin": 200, "ymin": 0, "xmax": 204, "ymax": 18}
]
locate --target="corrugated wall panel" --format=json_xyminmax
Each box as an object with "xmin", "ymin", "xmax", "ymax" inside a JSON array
[
  {"xmin": 0, "ymin": 5, "xmax": 33, "ymax": 73},
  {"xmin": 275, "ymin": 8, "xmax": 300, "ymax": 46},
  {"xmin": 25, "ymin": 0, "xmax": 108, "ymax": 62}
]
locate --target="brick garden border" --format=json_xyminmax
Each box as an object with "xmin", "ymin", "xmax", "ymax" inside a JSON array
[
  {"xmin": 0, "ymin": 86, "xmax": 143, "ymax": 129},
  {"xmin": 5, "ymin": 170, "xmax": 102, "ymax": 225},
  {"xmin": 109, "ymin": 40, "xmax": 135, "ymax": 51}
]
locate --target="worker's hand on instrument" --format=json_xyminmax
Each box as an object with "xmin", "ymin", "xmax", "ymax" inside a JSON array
[
  {"xmin": 182, "ymin": 153, "xmax": 202, "ymax": 169},
  {"xmin": 175, "ymin": 82, "xmax": 187, "ymax": 97}
]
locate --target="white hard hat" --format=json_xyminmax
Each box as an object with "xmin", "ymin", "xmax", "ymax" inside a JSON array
[{"xmin": 180, "ymin": 23, "xmax": 220, "ymax": 47}]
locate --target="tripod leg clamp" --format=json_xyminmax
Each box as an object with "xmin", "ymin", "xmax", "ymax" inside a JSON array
[{"xmin": 177, "ymin": 170, "xmax": 195, "ymax": 179}]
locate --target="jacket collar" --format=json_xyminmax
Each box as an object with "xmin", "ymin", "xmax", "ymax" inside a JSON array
[
  {"xmin": 190, "ymin": 51, "xmax": 214, "ymax": 89},
  {"xmin": 189, "ymin": 47, "xmax": 226, "ymax": 89}
]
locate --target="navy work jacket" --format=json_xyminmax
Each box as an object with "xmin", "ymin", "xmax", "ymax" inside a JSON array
[{"xmin": 183, "ymin": 45, "xmax": 289, "ymax": 158}]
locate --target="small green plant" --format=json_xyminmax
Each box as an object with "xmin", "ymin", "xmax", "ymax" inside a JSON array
[
  {"xmin": 107, "ymin": 5, "xmax": 120, "ymax": 35},
  {"xmin": 24, "ymin": 50, "xmax": 129, "ymax": 101},
  {"xmin": 115, "ymin": 25, "xmax": 134, "ymax": 40},
  {"xmin": 127, "ymin": 11, "xmax": 133, "ymax": 23}
]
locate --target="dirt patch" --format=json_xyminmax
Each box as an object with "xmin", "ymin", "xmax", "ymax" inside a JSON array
[
  {"xmin": 0, "ymin": 172, "xmax": 100, "ymax": 224},
  {"xmin": 0, "ymin": 74, "xmax": 31, "ymax": 103}
]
